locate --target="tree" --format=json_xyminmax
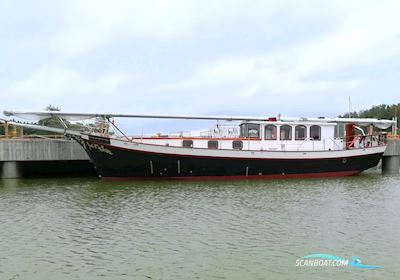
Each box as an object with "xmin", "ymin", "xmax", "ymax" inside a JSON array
[
  {"xmin": 45, "ymin": 104, "xmax": 61, "ymax": 111},
  {"xmin": 340, "ymin": 103, "xmax": 400, "ymax": 133}
]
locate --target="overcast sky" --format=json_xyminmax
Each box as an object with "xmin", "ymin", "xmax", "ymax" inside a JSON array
[{"xmin": 1, "ymin": 0, "xmax": 399, "ymax": 133}]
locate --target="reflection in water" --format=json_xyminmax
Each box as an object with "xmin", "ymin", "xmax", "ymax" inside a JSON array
[{"xmin": 1, "ymin": 172, "xmax": 400, "ymax": 280}]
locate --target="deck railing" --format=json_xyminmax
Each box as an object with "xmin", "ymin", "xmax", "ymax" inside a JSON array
[{"xmin": 346, "ymin": 133, "xmax": 387, "ymax": 149}]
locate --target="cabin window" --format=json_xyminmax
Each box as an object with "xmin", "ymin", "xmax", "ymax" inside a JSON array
[
  {"xmin": 264, "ymin": 125, "xmax": 277, "ymax": 140},
  {"xmin": 182, "ymin": 140, "xmax": 193, "ymax": 148},
  {"xmin": 240, "ymin": 124, "xmax": 247, "ymax": 137},
  {"xmin": 295, "ymin": 125, "xmax": 307, "ymax": 140},
  {"xmin": 232, "ymin": 140, "xmax": 243, "ymax": 150},
  {"xmin": 247, "ymin": 124, "xmax": 260, "ymax": 138},
  {"xmin": 208, "ymin": 140, "xmax": 219, "ymax": 149},
  {"xmin": 239, "ymin": 123, "xmax": 260, "ymax": 138},
  {"xmin": 310, "ymin": 125, "xmax": 321, "ymax": 140},
  {"xmin": 334, "ymin": 124, "xmax": 345, "ymax": 138},
  {"xmin": 280, "ymin": 125, "xmax": 292, "ymax": 140}
]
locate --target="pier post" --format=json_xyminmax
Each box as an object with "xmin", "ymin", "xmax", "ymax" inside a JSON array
[
  {"xmin": 1, "ymin": 161, "xmax": 21, "ymax": 179},
  {"xmin": 382, "ymin": 156, "xmax": 400, "ymax": 174}
]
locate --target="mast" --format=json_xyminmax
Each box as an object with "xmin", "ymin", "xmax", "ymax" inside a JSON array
[
  {"xmin": 348, "ymin": 96, "xmax": 352, "ymax": 118},
  {"xmin": 394, "ymin": 105, "xmax": 398, "ymax": 135}
]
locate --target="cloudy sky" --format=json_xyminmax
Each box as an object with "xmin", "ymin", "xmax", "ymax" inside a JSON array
[{"xmin": 1, "ymin": 0, "xmax": 400, "ymax": 133}]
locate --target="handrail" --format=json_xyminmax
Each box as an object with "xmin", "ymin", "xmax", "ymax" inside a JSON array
[{"xmin": 296, "ymin": 139, "xmax": 308, "ymax": 151}]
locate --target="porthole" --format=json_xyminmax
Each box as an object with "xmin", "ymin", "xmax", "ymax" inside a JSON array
[
  {"xmin": 208, "ymin": 140, "xmax": 219, "ymax": 149},
  {"xmin": 182, "ymin": 140, "xmax": 193, "ymax": 148},
  {"xmin": 232, "ymin": 140, "xmax": 243, "ymax": 150}
]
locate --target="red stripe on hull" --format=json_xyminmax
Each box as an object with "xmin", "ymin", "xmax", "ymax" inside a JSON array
[{"xmin": 101, "ymin": 170, "xmax": 360, "ymax": 181}]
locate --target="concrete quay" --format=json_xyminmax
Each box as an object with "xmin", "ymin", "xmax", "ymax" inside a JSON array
[
  {"xmin": 0, "ymin": 138, "xmax": 94, "ymax": 179},
  {"xmin": 382, "ymin": 138, "xmax": 400, "ymax": 174}
]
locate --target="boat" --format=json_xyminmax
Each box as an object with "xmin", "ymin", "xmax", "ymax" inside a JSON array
[{"xmin": 1, "ymin": 111, "xmax": 396, "ymax": 180}]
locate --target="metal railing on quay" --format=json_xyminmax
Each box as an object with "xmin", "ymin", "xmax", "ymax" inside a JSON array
[
  {"xmin": 0, "ymin": 134, "xmax": 66, "ymax": 140},
  {"xmin": 387, "ymin": 134, "xmax": 400, "ymax": 139}
]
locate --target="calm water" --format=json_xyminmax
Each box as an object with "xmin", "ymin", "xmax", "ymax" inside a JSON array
[{"xmin": 1, "ymin": 172, "xmax": 400, "ymax": 280}]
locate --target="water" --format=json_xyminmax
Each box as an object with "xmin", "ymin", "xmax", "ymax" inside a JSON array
[{"xmin": 1, "ymin": 172, "xmax": 400, "ymax": 280}]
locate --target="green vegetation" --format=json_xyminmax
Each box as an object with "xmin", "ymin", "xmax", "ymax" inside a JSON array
[
  {"xmin": 340, "ymin": 103, "xmax": 399, "ymax": 133},
  {"xmin": 340, "ymin": 103, "xmax": 399, "ymax": 119}
]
